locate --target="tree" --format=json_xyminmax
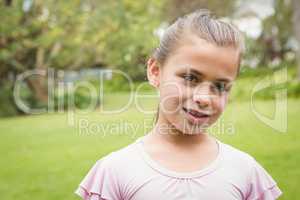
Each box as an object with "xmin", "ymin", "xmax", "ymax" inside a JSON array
[
  {"xmin": 256, "ymin": 0, "xmax": 293, "ymax": 68},
  {"xmin": 0, "ymin": 0, "xmax": 165, "ymax": 114},
  {"xmin": 163, "ymin": 0, "xmax": 236, "ymax": 22},
  {"xmin": 103, "ymin": 0, "xmax": 164, "ymax": 80},
  {"xmin": 292, "ymin": 0, "xmax": 300, "ymax": 81}
]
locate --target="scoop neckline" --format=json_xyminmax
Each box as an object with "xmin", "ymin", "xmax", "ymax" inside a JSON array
[{"xmin": 135, "ymin": 135, "xmax": 224, "ymax": 179}]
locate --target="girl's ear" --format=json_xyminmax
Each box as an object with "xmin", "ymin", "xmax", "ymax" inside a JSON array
[{"xmin": 147, "ymin": 57, "xmax": 160, "ymax": 88}]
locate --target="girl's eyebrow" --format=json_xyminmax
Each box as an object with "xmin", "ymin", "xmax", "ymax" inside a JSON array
[
  {"xmin": 215, "ymin": 78, "xmax": 231, "ymax": 83},
  {"xmin": 184, "ymin": 68, "xmax": 232, "ymax": 83},
  {"xmin": 190, "ymin": 69, "xmax": 202, "ymax": 76},
  {"xmin": 183, "ymin": 68, "xmax": 203, "ymax": 77}
]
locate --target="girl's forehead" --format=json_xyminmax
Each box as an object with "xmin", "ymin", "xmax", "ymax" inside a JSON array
[
  {"xmin": 174, "ymin": 37, "xmax": 239, "ymax": 61},
  {"xmin": 164, "ymin": 39, "xmax": 240, "ymax": 80}
]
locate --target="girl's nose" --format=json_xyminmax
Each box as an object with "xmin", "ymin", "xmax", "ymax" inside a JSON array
[
  {"xmin": 193, "ymin": 83, "xmax": 212, "ymax": 108},
  {"xmin": 193, "ymin": 94, "xmax": 211, "ymax": 108}
]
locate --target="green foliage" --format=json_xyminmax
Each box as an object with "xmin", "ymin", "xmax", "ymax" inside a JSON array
[
  {"xmin": 0, "ymin": 84, "xmax": 19, "ymax": 117},
  {"xmin": 53, "ymin": 85, "xmax": 99, "ymax": 111},
  {"xmin": 163, "ymin": 0, "xmax": 236, "ymax": 21},
  {"xmin": 1, "ymin": 0, "xmax": 299, "ymax": 118},
  {"xmin": 232, "ymin": 67, "xmax": 300, "ymax": 101},
  {"xmin": 0, "ymin": 0, "xmax": 163, "ymax": 78},
  {"xmin": 286, "ymin": 80, "xmax": 300, "ymax": 98},
  {"xmin": 99, "ymin": 1, "xmax": 163, "ymax": 80},
  {"xmin": 244, "ymin": 0, "xmax": 294, "ymax": 68}
]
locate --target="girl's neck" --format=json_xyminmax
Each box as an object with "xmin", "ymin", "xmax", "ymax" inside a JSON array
[{"xmin": 146, "ymin": 117, "xmax": 211, "ymax": 148}]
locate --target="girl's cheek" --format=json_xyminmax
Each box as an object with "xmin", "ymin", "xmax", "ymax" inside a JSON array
[
  {"xmin": 159, "ymin": 84, "xmax": 184, "ymax": 113},
  {"xmin": 218, "ymin": 93, "xmax": 229, "ymax": 112}
]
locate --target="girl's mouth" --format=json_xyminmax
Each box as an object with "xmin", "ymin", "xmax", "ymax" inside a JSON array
[{"xmin": 182, "ymin": 107, "xmax": 211, "ymax": 125}]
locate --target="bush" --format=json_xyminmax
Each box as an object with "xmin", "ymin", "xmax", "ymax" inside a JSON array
[
  {"xmin": 54, "ymin": 83, "xmax": 100, "ymax": 111},
  {"xmin": 0, "ymin": 83, "xmax": 19, "ymax": 117},
  {"xmin": 287, "ymin": 80, "xmax": 300, "ymax": 98}
]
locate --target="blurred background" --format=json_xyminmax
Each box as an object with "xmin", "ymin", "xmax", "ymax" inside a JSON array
[{"xmin": 0, "ymin": 0, "xmax": 299, "ymax": 199}]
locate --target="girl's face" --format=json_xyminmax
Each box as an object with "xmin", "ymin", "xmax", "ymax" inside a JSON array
[{"xmin": 147, "ymin": 37, "xmax": 240, "ymax": 135}]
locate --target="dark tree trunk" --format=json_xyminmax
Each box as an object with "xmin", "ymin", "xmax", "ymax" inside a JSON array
[
  {"xmin": 25, "ymin": 47, "xmax": 49, "ymax": 103},
  {"xmin": 26, "ymin": 78, "xmax": 48, "ymax": 103},
  {"xmin": 4, "ymin": 0, "xmax": 12, "ymax": 6}
]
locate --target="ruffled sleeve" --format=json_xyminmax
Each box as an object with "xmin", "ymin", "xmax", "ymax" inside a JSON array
[
  {"xmin": 75, "ymin": 154, "xmax": 122, "ymax": 200},
  {"xmin": 246, "ymin": 158, "xmax": 282, "ymax": 200}
]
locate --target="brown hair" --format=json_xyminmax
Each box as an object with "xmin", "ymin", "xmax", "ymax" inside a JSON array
[{"xmin": 151, "ymin": 9, "xmax": 245, "ymax": 124}]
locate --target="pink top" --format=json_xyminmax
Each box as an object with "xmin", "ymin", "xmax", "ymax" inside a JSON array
[{"xmin": 75, "ymin": 136, "xmax": 282, "ymax": 200}]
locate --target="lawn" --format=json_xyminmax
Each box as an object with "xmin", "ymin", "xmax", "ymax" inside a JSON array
[{"xmin": 0, "ymin": 93, "xmax": 299, "ymax": 200}]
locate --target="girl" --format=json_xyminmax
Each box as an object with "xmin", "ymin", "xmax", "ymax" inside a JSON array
[{"xmin": 75, "ymin": 10, "xmax": 282, "ymax": 200}]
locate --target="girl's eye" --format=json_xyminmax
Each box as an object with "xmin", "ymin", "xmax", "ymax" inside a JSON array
[
  {"xmin": 182, "ymin": 74, "xmax": 198, "ymax": 82},
  {"xmin": 213, "ymin": 82, "xmax": 230, "ymax": 93},
  {"xmin": 214, "ymin": 82, "xmax": 231, "ymax": 93}
]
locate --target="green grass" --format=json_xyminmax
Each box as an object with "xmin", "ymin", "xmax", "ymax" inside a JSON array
[{"xmin": 0, "ymin": 93, "xmax": 299, "ymax": 200}]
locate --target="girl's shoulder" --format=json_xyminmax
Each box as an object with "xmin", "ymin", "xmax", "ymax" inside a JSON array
[
  {"xmin": 75, "ymin": 138, "xmax": 144, "ymax": 200},
  {"xmin": 220, "ymin": 141, "xmax": 257, "ymax": 165},
  {"xmin": 218, "ymin": 141, "xmax": 282, "ymax": 199},
  {"xmin": 219, "ymin": 141, "xmax": 269, "ymax": 178},
  {"xmin": 104, "ymin": 138, "xmax": 143, "ymax": 166}
]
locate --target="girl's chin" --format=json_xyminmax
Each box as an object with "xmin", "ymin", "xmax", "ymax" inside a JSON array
[
  {"xmin": 172, "ymin": 120, "xmax": 209, "ymax": 135},
  {"xmin": 164, "ymin": 115, "xmax": 213, "ymax": 135},
  {"xmin": 184, "ymin": 126, "xmax": 208, "ymax": 135}
]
